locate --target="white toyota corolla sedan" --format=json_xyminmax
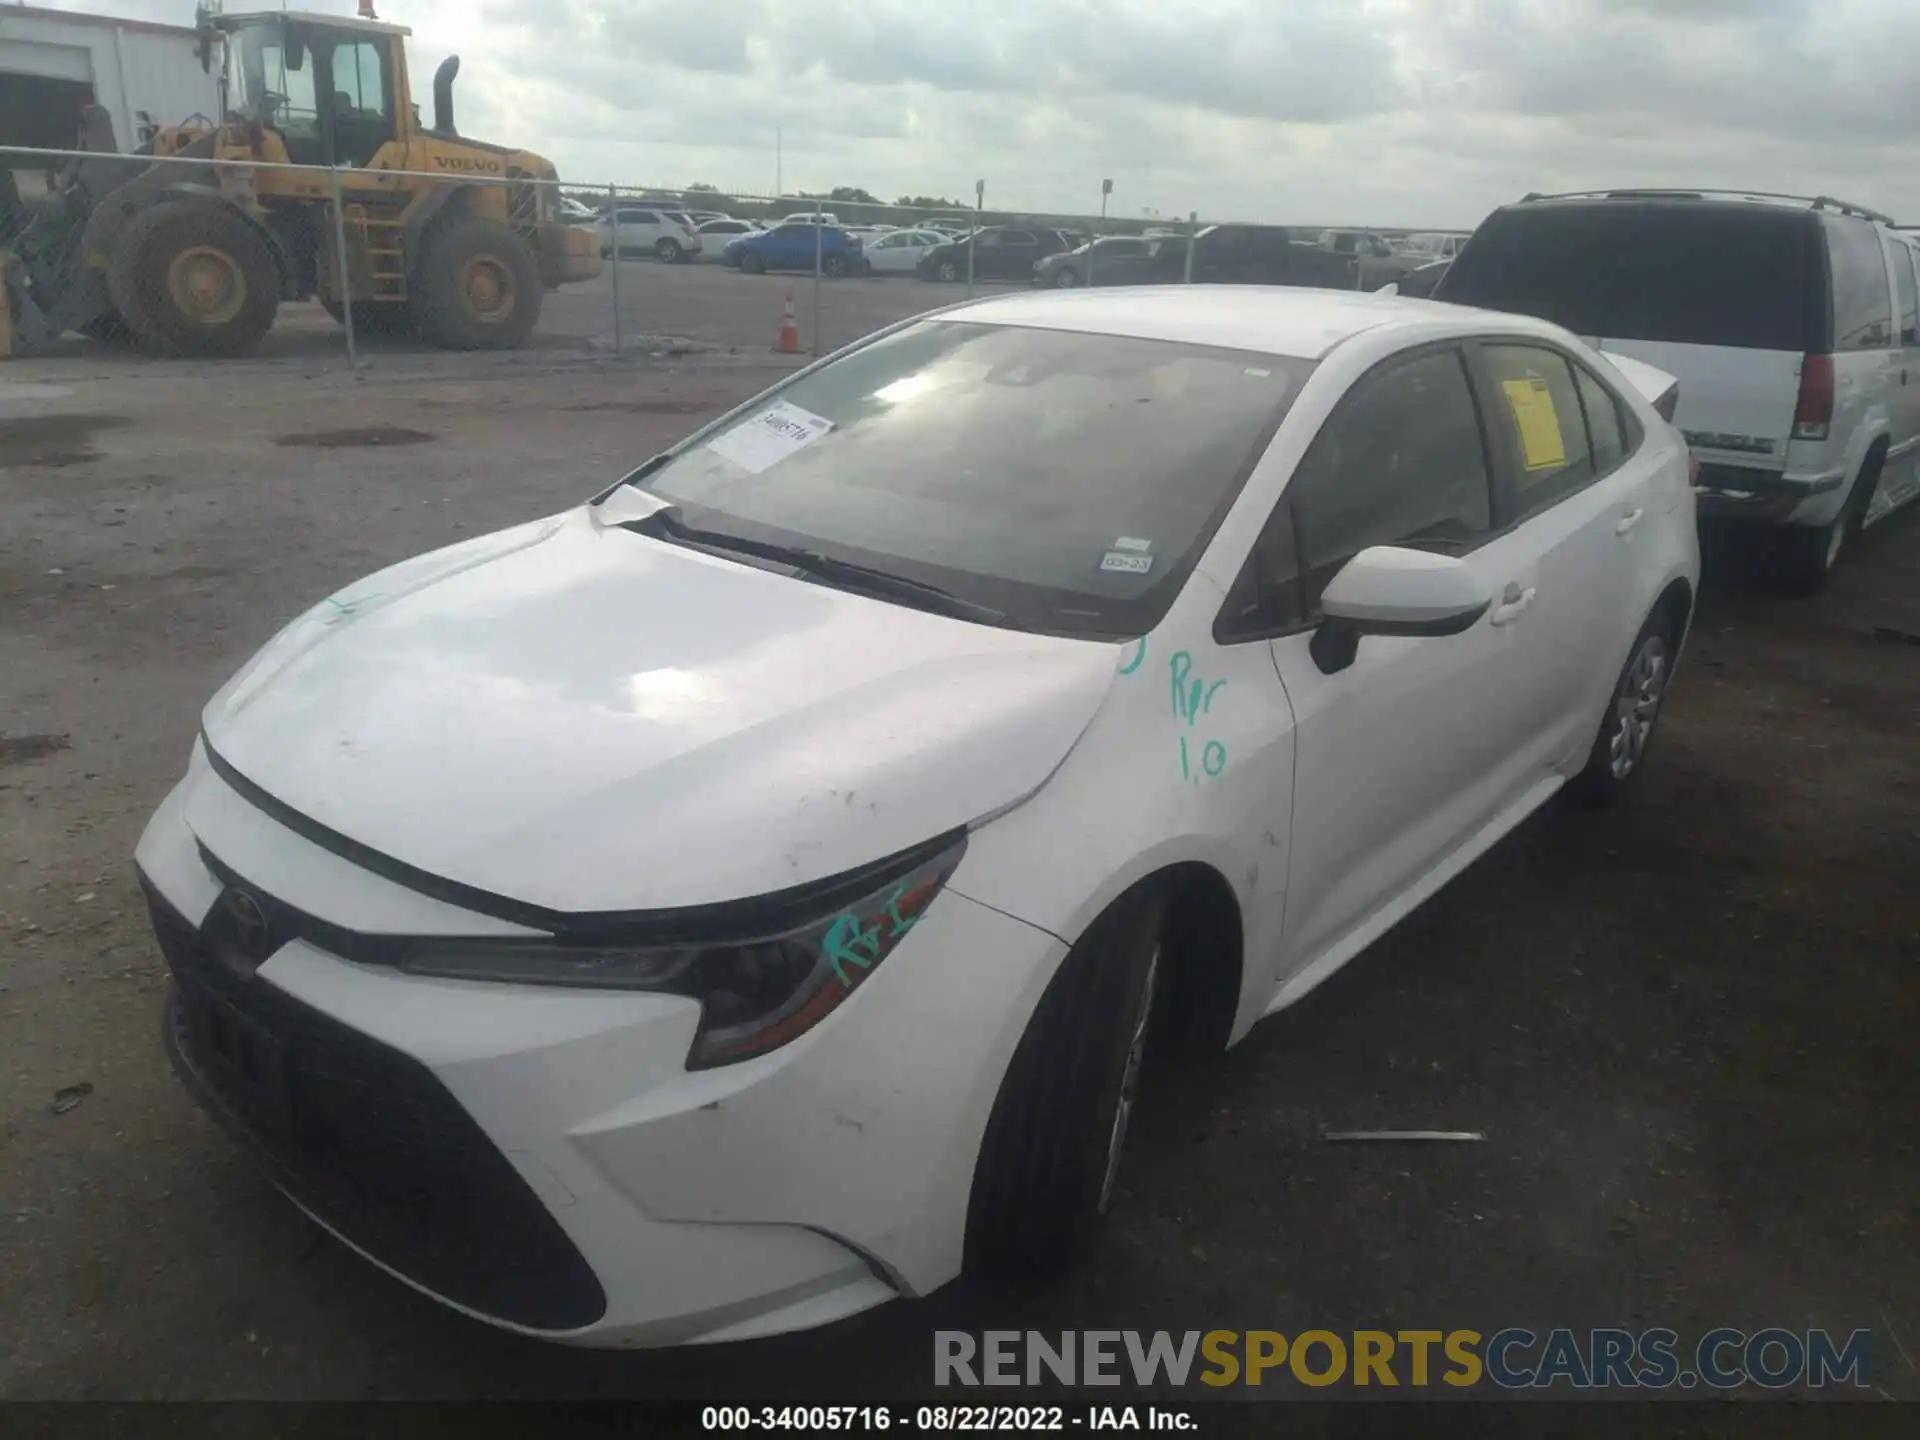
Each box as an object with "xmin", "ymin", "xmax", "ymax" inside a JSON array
[{"xmin": 137, "ymin": 287, "xmax": 1699, "ymax": 1348}]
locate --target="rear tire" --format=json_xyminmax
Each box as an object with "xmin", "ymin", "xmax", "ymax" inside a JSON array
[
  {"xmin": 823, "ymin": 254, "xmax": 848, "ymax": 278},
  {"xmin": 654, "ymin": 238, "xmax": 683, "ymax": 263},
  {"xmin": 108, "ymin": 200, "xmax": 280, "ymax": 358},
  {"xmin": 415, "ymin": 216, "xmax": 542, "ymax": 351},
  {"xmin": 1774, "ymin": 449, "xmax": 1882, "ymax": 594},
  {"xmin": 966, "ymin": 889, "xmax": 1165, "ymax": 1276},
  {"xmin": 1569, "ymin": 610, "xmax": 1676, "ymax": 808}
]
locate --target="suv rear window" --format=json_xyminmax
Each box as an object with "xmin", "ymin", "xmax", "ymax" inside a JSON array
[{"xmin": 1440, "ymin": 202, "xmax": 1828, "ymax": 353}]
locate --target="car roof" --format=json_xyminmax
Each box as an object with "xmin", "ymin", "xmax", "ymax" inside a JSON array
[{"xmin": 937, "ymin": 286, "xmax": 1565, "ymax": 360}]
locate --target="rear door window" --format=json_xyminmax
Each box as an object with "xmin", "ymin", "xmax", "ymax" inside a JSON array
[
  {"xmin": 1440, "ymin": 203, "xmax": 1827, "ymax": 353},
  {"xmin": 1825, "ymin": 218, "xmax": 1894, "ymax": 351},
  {"xmin": 1479, "ymin": 344, "xmax": 1596, "ymax": 524}
]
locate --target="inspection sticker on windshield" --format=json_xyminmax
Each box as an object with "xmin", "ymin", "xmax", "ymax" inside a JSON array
[
  {"xmin": 1101, "ymin": 551, "xmax": 1155, "ymax": 575},
  {"xmin": 705, "ymin": 401, "xmax": 835, "ymax": 474},
  {"xmin": 1112, "ymin": 536, "xmax": 1154, "ymax": 553}
]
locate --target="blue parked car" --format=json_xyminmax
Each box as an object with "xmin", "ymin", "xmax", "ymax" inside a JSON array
[{"xmin": 723, "ymin": 223, "xmax": 869, "ymax": 276}]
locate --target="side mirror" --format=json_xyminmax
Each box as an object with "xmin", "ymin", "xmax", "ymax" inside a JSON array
[{"xmin": 1308, "ymin": 546, "xmax": 1492, "ymax": 675}]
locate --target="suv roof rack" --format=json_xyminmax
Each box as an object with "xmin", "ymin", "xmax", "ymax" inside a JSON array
[{"xmin": 1516, "ymin": 188, "xmax": 1895, "ymax": 226}]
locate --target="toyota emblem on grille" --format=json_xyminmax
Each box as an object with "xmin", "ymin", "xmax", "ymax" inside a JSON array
[{"xmin": 211, "ymin": 888, "xmax": 274, "ymax": 976}]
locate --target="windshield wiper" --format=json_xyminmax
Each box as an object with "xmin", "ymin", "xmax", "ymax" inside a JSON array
[{"xmin": 625, "ymin": 506, "xmax": 1008, "ymax": 626}]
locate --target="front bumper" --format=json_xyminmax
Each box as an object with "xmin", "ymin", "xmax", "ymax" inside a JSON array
[{"xmin": 136, "ymin": 747, "xmax": 1065, "ymax": 1347}]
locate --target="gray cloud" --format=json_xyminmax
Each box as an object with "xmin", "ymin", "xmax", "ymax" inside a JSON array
[{"xmin": 34, "ymin": 0, "xmax": 1920, "ymax": 228}]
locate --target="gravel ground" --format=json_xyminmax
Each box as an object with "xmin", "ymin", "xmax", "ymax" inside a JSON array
[{"xmin": 0, "ymin": 302, "xmax": 1915, "ymax": 1404}]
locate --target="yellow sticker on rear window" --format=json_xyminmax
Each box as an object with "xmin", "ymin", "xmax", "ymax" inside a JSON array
[{"xmin": 1502, "ymin": 377, "xmax": 1568, "ymax": 473}]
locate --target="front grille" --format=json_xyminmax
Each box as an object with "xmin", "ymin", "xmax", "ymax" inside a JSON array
[{"xmin": 146, "ymin": 878, "xmax": 606, "ymax": 1332}]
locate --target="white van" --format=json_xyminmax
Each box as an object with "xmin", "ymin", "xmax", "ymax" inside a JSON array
[{"xmin": 1438, "ymin": 190, "xmax": 1920, "ymax": 589}]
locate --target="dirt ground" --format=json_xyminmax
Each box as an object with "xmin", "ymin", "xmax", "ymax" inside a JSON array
[{"xmin": 0, "ymin": 308, "xmax": 1916, "ymax": 1403}]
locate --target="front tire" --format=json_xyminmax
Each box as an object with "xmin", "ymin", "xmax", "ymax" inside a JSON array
[
  {"xmin": 415, "ymin": 216, "xmax": 542, "ymax": 351},
  {"xmin": 936, "ymin": 260, "xmax": 960, "ymax": 283},
  {"xmin": 108, "ymin": 200, "xmax": 280, "ymax": 357},
  {"xmin": 1053, "ymin": 267, "xmax": 1078, "ymax": 288},
  {"xmin": 1569, "ymin": 610, "xmax": 1676, "ymax": 807},
  {"xmin": 740, "ymin": 251, "xmax": 765, "ymax": 275},
  {"xmin": 966, "ymin": 890, "xmax": 1165, "ymax": 1275}
]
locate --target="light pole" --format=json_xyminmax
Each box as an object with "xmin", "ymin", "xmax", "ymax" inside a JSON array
[
  {"xmin": 1089, "ymin": 177, "xmax": 1112, "ymax": 288},
  {"xmin": 966, "ymin": 179, "xmax": 983, "ymax": 298}
]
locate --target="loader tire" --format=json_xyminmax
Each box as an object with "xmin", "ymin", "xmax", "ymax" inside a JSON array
[
  {"xmin": 321, "ymin": 298, "xmax": 416, "ymax": 337},
  {"xmin": 109, "ymin": 200, "xmax": 279, "ymax": 358},
  {"xmin": 415, "ymin": 217, "xmax": 542, "ymax": 351}
]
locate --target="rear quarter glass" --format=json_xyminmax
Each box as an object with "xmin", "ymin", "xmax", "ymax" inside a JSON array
[{"xmin": 1441, "ymin": 202, "xmax": 1830, "ymax": 353}]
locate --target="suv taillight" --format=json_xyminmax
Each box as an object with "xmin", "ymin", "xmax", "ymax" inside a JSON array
[{"xmin": 1793, "ymin": 353, "xmax": 1834, "ymax": 441}]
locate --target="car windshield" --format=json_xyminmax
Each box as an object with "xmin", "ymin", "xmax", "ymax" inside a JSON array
[{"xmin": 611, "ymin": 320, "xmax": 1313, "ymax": 638}]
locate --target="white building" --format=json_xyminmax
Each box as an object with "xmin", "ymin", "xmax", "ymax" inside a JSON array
[{"xmin": 1, "ymin": 4, "xmax": 219, "ymax": 161}]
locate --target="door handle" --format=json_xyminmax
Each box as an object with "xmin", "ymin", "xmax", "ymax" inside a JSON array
[
  {"xmin": 1489, "ymin": 583, "xmax": 1536, "ymax": 627},
  {"xmin": 1615, "ymin": 506, "xmax": 1646, "ymax": 535}
]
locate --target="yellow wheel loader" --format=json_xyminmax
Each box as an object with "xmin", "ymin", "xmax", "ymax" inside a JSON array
[{"xmin": 2, "ymin": 5, "xmax": 599, "ymax": 357}]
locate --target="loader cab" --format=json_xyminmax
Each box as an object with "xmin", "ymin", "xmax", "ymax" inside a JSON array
[{"xmin": 220, "ymin": 12, "xmax": 409, "ymax": 170}]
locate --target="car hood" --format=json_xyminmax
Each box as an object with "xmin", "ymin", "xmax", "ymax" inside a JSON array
[{"xmin": 200, "ymin": 508, "xmax": 1118, "ymax": 914}]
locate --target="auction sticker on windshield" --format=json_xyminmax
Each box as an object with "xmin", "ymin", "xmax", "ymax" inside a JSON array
[{"xmin": 706, "ymin": 401, "xmax": 835, "ymax": 474}]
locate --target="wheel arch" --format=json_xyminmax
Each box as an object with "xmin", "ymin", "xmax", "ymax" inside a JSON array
[
  {"xmin": 1146, "ymin": 860, "xmax": 1246, "ymax": 1059},
  {"xmin": 1653, "ymin": 575, "xmax": 1695, "ymax": 651}
]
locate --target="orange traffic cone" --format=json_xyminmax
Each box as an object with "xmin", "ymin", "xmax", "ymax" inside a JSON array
[{"xmin": 775, "ymin": 293, "xmax": 802, "ymax": 354}]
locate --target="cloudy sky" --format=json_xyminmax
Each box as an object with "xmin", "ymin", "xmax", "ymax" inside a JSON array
[{"xmin": 32, "ymin": 0, "xmax": 1920, "ymax": 226}]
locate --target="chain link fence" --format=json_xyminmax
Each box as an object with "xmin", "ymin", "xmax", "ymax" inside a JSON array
[{"xmin": 3, "ymin": 142, "xmax": 1433, "ymax": 375}]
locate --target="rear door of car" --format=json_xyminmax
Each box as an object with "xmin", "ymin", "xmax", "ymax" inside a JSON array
[
  {"xmin": 991, "ymin": 230, "xmax": 1040, "ymax": 279},
  {"xmin": 1439, "ymin": 202, "xmax": 1823, "ymax": 478},
  {"xmin": 1468, "ymin": 338, "xmax": 1665, "ymax": 771}
]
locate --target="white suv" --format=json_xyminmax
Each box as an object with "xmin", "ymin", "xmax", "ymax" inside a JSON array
[
  {"xmin": 1439, "ymin": 189, "xmax": 1920, "ymax": 589},
  {"xmin": 595, "ymin": 206, "xmax": 703, "ymax": 263}
]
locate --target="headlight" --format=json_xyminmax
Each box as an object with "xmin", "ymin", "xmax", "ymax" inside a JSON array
[{"xmin": 397, "ymin": 833, "xmax": 967, "ymax": 1069}]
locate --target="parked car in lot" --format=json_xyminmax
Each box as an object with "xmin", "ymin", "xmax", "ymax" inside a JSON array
[
  {"xmin": 1158, "ymin": 225, "xmax": 1355, "ymax": 289},
  {"xmin": 723, "ymin": 222, "xmax": 868, "ymax": 276},
  {"xmin": 917, "ymin": 226, "xmax": 1071, "ymax": 282},
  {"xmin": 864, "ymin": 228, "xmax": 950, "ymax": 275},
  {"xmin": 139, "ymin": 285, "xmax": 1696, "ymax": 1349},
  {"xmin": 1031, "ymin": 236, "xmax": 1152, "ymax": 288},
  {"xmin": 556, "ymin": 196, "xmax": 600, "ymax": 226},
  {"xmin": 693, "ymin": 217, "xmax": 761, "ymax": 260},
  {"xmin": 1394, "ymin": 258, "xmax": 1453, "ymax": 299},
  {"xmin": 1403, "ymin": 231, "xmax": 1473, "ymax": 261},
  {"xmin": 1316, "ymin": 229, "xmax": 1425, "ymax": 290},
  {"xmin": 780, "ymin": 210, "xmax": 840, "ymax": 227},
  {"xmin": 595, "ymin": 206, "xmax": 703, "ymax": 263},
  {"xmin": 916, "ymin": 215, "xmax": 975, "ymax": 236},
  {"xmin": 1437, "ymin": 188, "xmax": 1920, "ymax": 589}
]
